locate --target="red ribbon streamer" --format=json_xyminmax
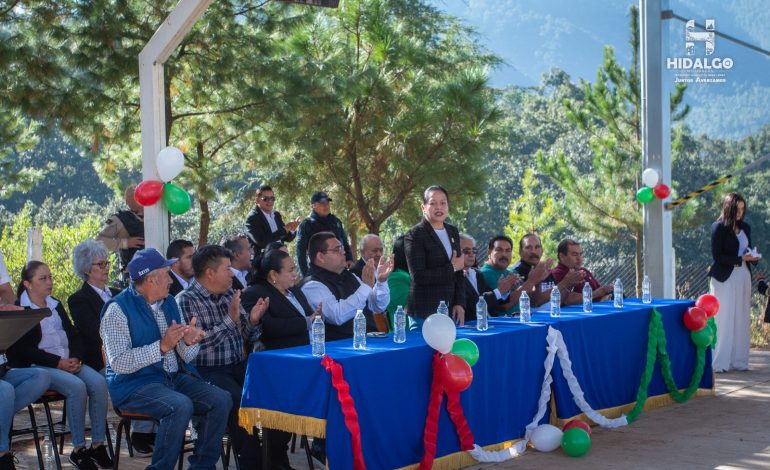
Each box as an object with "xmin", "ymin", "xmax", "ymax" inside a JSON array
[
  {"xmin": 419, "ymin": 353, "xmax": 476, "ymax": 469},
  {"xmin": 445, "ymin": 390, "xmax": 475, "ymax": 451},
  {"xmin": 321, "ymin": 355, "xmax": 366, "ymax": 470},
  {"xmin": 419, "ymin": 353, "xmax": 446, "ymax": 469}
]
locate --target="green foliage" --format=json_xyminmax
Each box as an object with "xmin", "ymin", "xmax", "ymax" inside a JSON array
[
  {"xmin": 268, "ymin": 0, "xmax": 503, "ymax": 238},
  {"xmin": 1, "ymin": 206, "xmax": 103, "ymax": 308},
  {"xmin": 535, "ymin": 5, "xmax": 690, "ymax": 293},
  {"xmin": 503, "ymin": 168, "xmax": 563, "ymax": 258}
]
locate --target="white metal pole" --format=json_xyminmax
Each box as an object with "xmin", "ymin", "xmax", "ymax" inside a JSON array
[
  {"xmin": 641, "ymin": 0, "xmax": 675, "ymax": 297},
  {"xmin": 139, "ymin": 0, "xmax": 214, "ymax": 252}
]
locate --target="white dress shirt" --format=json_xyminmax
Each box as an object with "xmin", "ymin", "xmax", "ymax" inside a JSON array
[
  {"xmin": 20, "ymin": 291, "xmax": 70, "ymax": 359},
  {"xmin": 171, "ymin": 270, "xmax": 190, "ymax": 290},
  {"xmin": 230, "ymin": 267, "xmax": 249, "ymax": 289},
  {"xmin": 262, "ymin": 209, "xmax": 278, "ymax": 233},
  {"xmin": 301, "ymin": 275, "xmax": 390, "ymax": 326},
  {"xmin": 88, "ymin": 283, "xmax": 113, "ymax": 303}
]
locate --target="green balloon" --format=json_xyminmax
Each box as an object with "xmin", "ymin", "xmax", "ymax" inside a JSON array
[
  {"xmin": 707, "ymin": 317, "xmax": 717, "ymax": 348},
  {"xmin": 561, "ymin": 427, "xmax": 591, "ymax": 457},
  {"xmin": 162, "ymin": 183, "xmax": 191, "ymax": 215},
  {"xmin": 691, "ymin": 326, "xmax": 714, "ymax": 348},
  {"xmin": 450, "ymin": 338, "xmax": 479, "ymax": 367},
  {"xmin": 636, "ymin": 187, "xmax": 655, "ymax": 203}
]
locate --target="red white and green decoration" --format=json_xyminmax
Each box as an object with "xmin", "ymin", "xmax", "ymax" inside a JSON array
[
  {"xmin": 133, "ymin": 146, "xmax": 192, "ymax": 215},
  {"xmin": 636, "ymin": 167, "xmax": 671, "ymax": 203},
  {"xmin": 417, "ymin": 293, "xmax": 719, "ymax": 465}
]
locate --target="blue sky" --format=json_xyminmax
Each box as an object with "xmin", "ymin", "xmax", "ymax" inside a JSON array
[{"xmin": 430, "ymin": 0, "xmax": 770, "ymax": 139}]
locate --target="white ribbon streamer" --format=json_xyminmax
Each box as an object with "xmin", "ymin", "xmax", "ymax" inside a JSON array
[{"xmin": 467, "ymin": 326, "xmax": 628, "ymax": 463}]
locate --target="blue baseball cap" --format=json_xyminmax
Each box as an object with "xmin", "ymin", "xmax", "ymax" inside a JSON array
[{"xmin": 128, "ymin": 248, "xmax": 177, "ymax": 281}]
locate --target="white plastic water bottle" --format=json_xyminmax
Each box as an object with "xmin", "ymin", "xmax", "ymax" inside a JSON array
[
  {"xmin": 311, "ymin": 315, "xmax": 325, "ymax": 356},
  {"xmin": 437, "ymin": 300, "xmax": 449, "ymax": 316},
  {"xmin": 519, "ymin": 290, "xmax": 531, "ymax": 323},
  {"xmin": 394, "ymin": 306, "xmax": 406, "ymax": 343},
  {"xmin": 613, "ymin": 278, "xmax": 624, "ymax": 308},
  {"xmin": 476, "ymin": 296, "xmax": 488, "ymax": 331},
  {"xmin": 353, "ymin": 309, "xmax": 367, "ymax": 350},
  {"xmin": 550, "ymin": 286, "xmax": 561, "ymax": 317},
  {"xmin": 642, "ymin": 274, "xmax": 652, "ymax": 304},
  {"xmin": 43, "ymin": 434, "xmax": 55, "ymax": 469},
  {"xmin": 582, "ymin": 282, "xmax": 593, "ymax": 313}
]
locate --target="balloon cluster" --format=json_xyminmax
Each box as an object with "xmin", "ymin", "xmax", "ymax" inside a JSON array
[
  {"xmin": 422, "ymin": 314, "xmax": 479, "ymax": 392},
  {"xmin": 133, "ymin": 147, "xmax": 192, "ymax": 215},
  {"xmin": 682, "ymin": 294, "xmax": 720, "ymax": 347},
  {"xmin": 636, "ymin": 168, "xmax": 671, "ymax": 204},
  {"xmin": 530, "ymin": 420, "xmax": 592, "ymax": 457}
]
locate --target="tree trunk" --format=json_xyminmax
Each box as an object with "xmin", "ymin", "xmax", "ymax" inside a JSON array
[{"xmin": 199, "ymin": 197, "xmax": 210, "ymax": 246}]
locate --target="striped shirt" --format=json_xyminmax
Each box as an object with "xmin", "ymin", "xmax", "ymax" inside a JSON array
[{"xmin": 176, "ymin": 279, "xmax": 261, "ymax": 367}]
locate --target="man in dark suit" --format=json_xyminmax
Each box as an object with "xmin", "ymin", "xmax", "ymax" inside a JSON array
[
  {"xmin": 167, "ymin": 239, "xmax": 194, "ymax": 296},
  {"xmin": 404, "ymin": 185, "xmax": 466, "ymax": 324},
  {"xmin": 221, "ymin": 234, "xmax": 253, "ymax": 290},
  {"xmin": 350, "ymin": 234, "xmax": 384, "ymax": 277},
  {"xmin": 459, "ymin": 235, "xmax": 517, "ymax": 320},
  {"xmin": 244, "ymin": 185, "xmax": 299, "ymax": 255}
]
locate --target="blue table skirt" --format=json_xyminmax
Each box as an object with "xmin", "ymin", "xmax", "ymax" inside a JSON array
[{"xmin": 241, "ymin": 299, "xmax": 713, "ymax": 469}]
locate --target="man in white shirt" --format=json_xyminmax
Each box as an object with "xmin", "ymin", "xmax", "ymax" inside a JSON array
[{"xmin": 301, "ymin": 232, "xmax": 393, "ymax": 340}]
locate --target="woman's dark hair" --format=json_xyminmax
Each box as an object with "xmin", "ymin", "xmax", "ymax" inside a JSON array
[
  {"xmin": 719, "ymin": 192, "xmax": 747, "ymax": 228},
  {"xmin": 255, "ymin": 249, "xmax": 291, "ymax": 283},
  {"xmin": 17, "ymin": 260, "xmax": 48, "ymax": 299},
  {"xmin": 392, "ymin": 235, "xmax": 408, "ymax": 272},
  {"xmin": 422, "ymin": 185, "xmax": 449, "ymax": 204}
]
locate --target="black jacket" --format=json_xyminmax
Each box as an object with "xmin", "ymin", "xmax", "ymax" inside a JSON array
[
  {"xmin": 349, "ymin": 258, "xmax": 366, "ymax": 278},
  {"xmin": 242, "ymin": 281, "xmax": 313, "ymax": 350},
  {"xmin": 67, "ymin": 283, "xmax": 121, "ymax": 371},
  {"xmin": 757, "ymin": 279, "xmax": 770, "ymax": 323},
  {"xmin": 8, "ymin": 299, "xmax": 84, "ymax": 369},
  {"xmin": 463, "ymin": 268, "xmax": 502, "ymax": 321},
  {"xmin": 404, "ymin": 218, "xmax": 465, "ymax": 318},
  {"xmin": 168, "ymin": 271, "xmax": 187, "ymax": 297},
  {"xmin": 244, "ymin": 207, "xmax": 296, "ymax": 253},
  {"xmin": 708, "ymin": 220, "xmax": 753, "ymax": 282},
  {"xmin": 296, "ymin": 211, "xmax": 353, "ymax": 276}
]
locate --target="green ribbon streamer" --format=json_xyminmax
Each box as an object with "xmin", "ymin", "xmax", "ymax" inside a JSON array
[{"xmin": 626, "ymin": 308, "xmax": 712, "ymax": 423}]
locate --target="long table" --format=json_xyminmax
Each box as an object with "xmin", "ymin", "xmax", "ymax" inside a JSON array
[{"xmin": 240, "ymin": 299, "xmax": 713, "ymax": 469}]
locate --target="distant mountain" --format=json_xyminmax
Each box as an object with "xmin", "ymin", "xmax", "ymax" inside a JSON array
[{"xmin": 431, "ymin": 0, "xmax": 770, "ymax": 139}]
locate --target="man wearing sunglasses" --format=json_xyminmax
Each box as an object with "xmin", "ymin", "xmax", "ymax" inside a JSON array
[{"xmin": 244, "ymin": 185, "xmax": 300, "ymax": 256}]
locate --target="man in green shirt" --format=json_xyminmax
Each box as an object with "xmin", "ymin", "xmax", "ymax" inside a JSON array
[{"xmin": 480, "ymin": 235, "xmax": 520, "ymax": 316}]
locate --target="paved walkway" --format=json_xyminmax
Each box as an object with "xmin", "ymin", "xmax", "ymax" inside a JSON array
[{"xmin": 10, "ymin": 351, "xmax": 770, "ymax": 469}]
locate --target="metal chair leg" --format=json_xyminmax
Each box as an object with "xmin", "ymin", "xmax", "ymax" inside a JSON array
[
  {"xmin": 302, "ymin": 436, "xmax": 313, "ymax": 470},
  {"xmin": 26, "ymin": 404, "xmax": 45, "ymax": 470},
  {"xmin": 113, "ymin": 419, "xmax": 125, "ymax": 470}
]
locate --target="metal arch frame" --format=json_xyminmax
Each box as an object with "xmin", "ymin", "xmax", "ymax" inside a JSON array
[
  {"xmin": 141, "ymin": 0, "xmax": 675, "ymax": 296},
  {"xmin": 140, "ymin": 0, "xmax": 214, "ymax": 252}
]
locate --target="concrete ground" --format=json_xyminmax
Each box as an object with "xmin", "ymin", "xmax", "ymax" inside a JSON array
[{"xmin": 9, "ymin": 350, "xmax": 770, "ymax": 469}]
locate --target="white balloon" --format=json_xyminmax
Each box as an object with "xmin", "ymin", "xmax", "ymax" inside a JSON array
[
  {"xmin": 641, "ymin": 168, "xmax": 659, "ymax": 188},
  {"xmin": 530, "ymin": 424, "xmax": 563, "ymax": 452},
  {"xmin": 156, "ymin": 146, "xmax": 185, "ymax": 182},
  {"xmin": 421, "ymin": 313, "xmax": 456, "ymax": 354}
]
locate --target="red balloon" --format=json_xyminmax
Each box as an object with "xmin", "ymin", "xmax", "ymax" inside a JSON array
[
  {"xmin": 134, "ymin": 180, "xmax": 164, "ymax": 206},
  {"xmin": 439, "ymin": 353, "xmax": 473, "ymax": 393},
  {"xmin": 563, "ymin": 419, "xmax": 592, "ymax": 436},
  {"xmin": 695, "ymin": 294, "xmax": 720, "ymax": 318},
  {"xmin": 683, "ymin": 306, "xmax": 707, "ymax": 331},
  {"xmin": 653, "ymin": 183, "xmax": 671, "ymax": 199}
]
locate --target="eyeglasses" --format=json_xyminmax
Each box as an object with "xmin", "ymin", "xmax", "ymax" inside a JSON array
[
  {"xmin": 462, "ymin": 248, "xmax": 478, "ymax": 255},
  {"xmin": 92, "ymin": 261, "xmax": 110, "ymax": 269},
  {"xmin": 323, "ymin": 244, "xmax": 345, "ymax": 253},
  {"xmin": 260, "ymin": 196, "xmax": 276, "ymax": 202}
]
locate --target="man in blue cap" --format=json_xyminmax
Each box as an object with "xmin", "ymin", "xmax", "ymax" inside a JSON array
[
  {"xmin": 295, "ymin": 191, "xmax": 354, "ymax": 277},
  {"xmin": 100, "ymin": 248, "xmax": 231, "ymax": 470}
]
